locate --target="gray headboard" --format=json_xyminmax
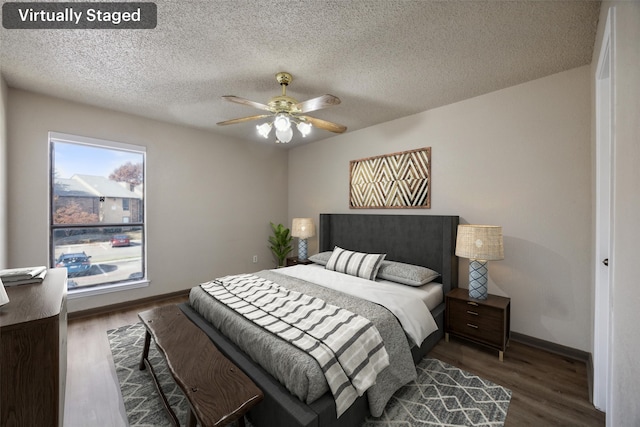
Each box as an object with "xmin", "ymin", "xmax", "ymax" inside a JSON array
[{"xmin": 319, "ymin": 214, "xmax": 459, "ymax": 295}]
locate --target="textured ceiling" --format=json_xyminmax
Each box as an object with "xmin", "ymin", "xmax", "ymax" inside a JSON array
[{"xmin": 0, "ymin": 1, "xmax": 600, "ymax": 146}]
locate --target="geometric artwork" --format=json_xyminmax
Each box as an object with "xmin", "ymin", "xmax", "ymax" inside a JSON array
[{"xmin": 350, "ymin": 147, "xmax": 431, "ymax": 209}]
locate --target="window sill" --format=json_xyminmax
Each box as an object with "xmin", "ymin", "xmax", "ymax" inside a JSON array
[{"xmin": 68, "ymin": 279, "xmax": 150, "ymax": 299}]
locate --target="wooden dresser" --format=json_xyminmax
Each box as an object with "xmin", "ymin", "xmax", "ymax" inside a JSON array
[
  {"xmin": 1, "ymin": 268, "xmax": 68, "ymax": 427},
  {"xmin": 445, "ymin": 287, "xmax": 511, "ymax": 361}
]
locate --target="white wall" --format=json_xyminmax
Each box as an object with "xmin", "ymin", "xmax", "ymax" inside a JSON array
[
  {"xmin": 0, "ymin": 76, "xmax": 7, "ymax": 269},
  {"xmin": 592, "ymin": 2, "xmax": 640, "ymax": 425},
  {"xmin": 289, "ymin": 66, "xmax": 592, "ymax": 351},
  {"xmin": 6, "ymin": 88, "xmax": 289, "ymax": 312}
]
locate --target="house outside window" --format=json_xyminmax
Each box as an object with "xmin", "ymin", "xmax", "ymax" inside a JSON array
[{"xmin": 49, "ymin": 132, "xmax": 147, "ymax": 296}]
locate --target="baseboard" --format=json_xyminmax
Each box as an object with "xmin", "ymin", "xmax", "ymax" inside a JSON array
[
  {"xmin": 510, "ymin": 331, "xmax": 590, "ymax": 362},
  {"xmin": 68, "ymin": 288, "xmax": 191, "ymax": 320}
]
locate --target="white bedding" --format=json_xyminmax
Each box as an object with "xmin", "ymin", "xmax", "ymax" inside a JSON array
[
  {"xmin": 378, "ymin": 278, "xmax": 443, "ymax": 311},
  {"xmin": 276, "ymin": 264, "xmax": 439, "ymax": 346}
]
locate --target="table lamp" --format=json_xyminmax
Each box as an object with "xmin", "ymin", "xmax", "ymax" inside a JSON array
[
  {"xmin": 455, "ymin": 225, "xmax": 504, "ymax": 300},
  {"xmin": 291, "ymin": 218, "xmax": 315, "ymax": 261}
]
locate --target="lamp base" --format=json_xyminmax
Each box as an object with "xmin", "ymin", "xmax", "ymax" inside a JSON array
[
  {"xmin": 468, "ymin": 260, "xmax": 488, "ymax": 300},
  {"xmin": 298, "ymin": 238, "xmax": 308, "ymax": 261}
]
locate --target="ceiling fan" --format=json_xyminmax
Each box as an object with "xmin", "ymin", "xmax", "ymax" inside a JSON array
[{"xmin": 216, "ymin": 72, "xmax": 347, "ymax": 143}]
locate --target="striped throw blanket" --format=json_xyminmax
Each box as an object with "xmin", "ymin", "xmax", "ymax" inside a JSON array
[{"xmin": 200, "ymin": 274, "xmax": 390, "ymax": 417}]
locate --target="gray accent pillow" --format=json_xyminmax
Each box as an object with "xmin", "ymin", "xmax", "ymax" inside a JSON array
[
  {"xmin": 308, "ymin": 251, "xmax": 332, "ymax": 266},
  {"xmin": 377, "ymin": 260, "xmax": 440, "ymax": 286},
  {"xmin": 325, "ymin": 246, "xmax": 386, "ymax": 280}
]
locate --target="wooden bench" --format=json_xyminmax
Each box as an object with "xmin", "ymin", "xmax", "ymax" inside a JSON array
[{"xmin": 138, "ymin": 304, "xmax": 263, "ymax": 427}]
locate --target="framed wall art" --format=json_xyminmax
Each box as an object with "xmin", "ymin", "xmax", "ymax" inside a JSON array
[{"xmin": 349, "ymin": 147, "xmax": 431, "ymax": 209}]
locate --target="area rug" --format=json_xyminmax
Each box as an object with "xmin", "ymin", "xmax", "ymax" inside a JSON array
[{"xmin": 109, "ymin": 323, "xmax": 511, "ymax": 427}]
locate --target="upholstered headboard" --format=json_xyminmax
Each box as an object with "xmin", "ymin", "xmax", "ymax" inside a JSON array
[{"xmin": 319, "ymin": 214, "xmax": 459, "ymax": 295}]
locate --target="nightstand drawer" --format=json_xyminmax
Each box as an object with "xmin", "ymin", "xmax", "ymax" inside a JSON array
[
  {"xmin": 445, "ymin": 288, "xmax": 511, "ymax": 360},
  {"xmin": 448, "ymin": 314, "xmax": 504, "ymax": 347},
  {"xmin": 447, "ymin": 298, "xmax": 503, "ymax": 322}
]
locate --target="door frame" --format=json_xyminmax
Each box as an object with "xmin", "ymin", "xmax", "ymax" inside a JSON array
[{"xmin": 593, "ymin": 6, "xmax": 615, "ymax": 415}]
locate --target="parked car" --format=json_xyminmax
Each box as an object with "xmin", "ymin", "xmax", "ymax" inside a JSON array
[
  {"xmin": 55, "ymin": 252, "xmax": 91, "ymax": 277},
  {"xmin": 110, "ymin": 234, "xmax": 131, "ymax": 247}
]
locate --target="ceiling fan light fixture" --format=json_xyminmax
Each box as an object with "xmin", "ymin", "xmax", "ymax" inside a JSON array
[
  {"xmin": 297, "ymin": 121, "xmax": 312, "ymax": 137},
  {"xmin": 275, "ymin": 126, "xmax": 293, "ymax": 143},
  {"xmin": 256, "ymin": 122, "xmax": 272, "ymax": 138},
  {"xmin": 274, "ymin": 113, "xmax": 291, "ymax": 132},
  {"xmin": 218, "ymin": 72, "xmax": 346, "ymax": 143}
]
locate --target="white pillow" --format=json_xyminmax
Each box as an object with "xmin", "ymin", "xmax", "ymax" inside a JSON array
[{"xmin": 325, "ymin": 246, "xmax": 386, "ymax": 280}]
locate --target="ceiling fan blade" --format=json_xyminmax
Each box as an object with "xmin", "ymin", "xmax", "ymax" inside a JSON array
[
  {"xmin": 296, "ymin": 94, "xmax": 341, "ymax": 113},
  {"xmin": 216, "ymin": 114, "xmax": 271, "ymax": 126},
  {"xmin": 222, "ymin": 95, "xmax": 271, "ymax": 111},
  {"xmin": 300, "ymin": 115, "xmax": 347, "ymax": 133}
]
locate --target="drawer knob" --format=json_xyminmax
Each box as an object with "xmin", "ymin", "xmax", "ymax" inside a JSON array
[
  {"xmin": 467, "ymin": 301, "xmax": 479, "ymax": 307},
  {"xmin": 467, "ymin": 310, "xmax": 479, "ymax": 316},
  {"xmin": 467, "ymin": 323, "xmax": 479, "ymax": 329}
]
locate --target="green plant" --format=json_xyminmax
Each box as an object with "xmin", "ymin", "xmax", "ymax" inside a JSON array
[{"xmin": 269, "ymin": 222, "xmax": 293, "ymax": 267}]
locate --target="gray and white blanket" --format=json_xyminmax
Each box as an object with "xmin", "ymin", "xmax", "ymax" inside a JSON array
[
  {"xmin": 200, "ymin": 273, "xmax": 389, "ymax": 417},
  {"xmin": 189, "ymin": 269, "xmax": 417, "ymax": 417}
]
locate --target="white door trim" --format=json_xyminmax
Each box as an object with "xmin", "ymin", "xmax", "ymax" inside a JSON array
[{"xmin": 593, "ymin": 6, "xmax": 615, "ymax": 416}]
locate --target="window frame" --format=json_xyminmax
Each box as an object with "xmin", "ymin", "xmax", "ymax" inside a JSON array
[{"xmin": 48, "ymin": 132, "xmax": 149, "ymax": 298}]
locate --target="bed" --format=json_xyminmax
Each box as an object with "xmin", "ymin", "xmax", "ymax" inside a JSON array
[{"xmin": 179, "ymin": 213, "xmax": 459, "ymax": 427}]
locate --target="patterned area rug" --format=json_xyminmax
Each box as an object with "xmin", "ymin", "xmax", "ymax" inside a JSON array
[
  {"xmin": 362, "ymin": 358, "xmax": 512, "ymax": 426},
  {"xmin": 109, "ymin": 323, "xmax": 511, "ymax": 427},
  {"xmin": 108, "ymin": 323, "xmax": 189, "ymax": 426}
]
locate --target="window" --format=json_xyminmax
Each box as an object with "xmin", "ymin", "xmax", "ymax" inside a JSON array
[{"xmin": 49, "ymin": 132, "xmax": 147, "ymax": 296}]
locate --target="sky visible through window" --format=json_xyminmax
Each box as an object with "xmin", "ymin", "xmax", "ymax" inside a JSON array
[{"xmin": 54, "ymin": 142, "xmax": 142, "ymax": 179}]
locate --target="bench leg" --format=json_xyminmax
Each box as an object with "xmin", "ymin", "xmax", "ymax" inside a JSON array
[
  {"xmin": 139, "ymin": 330, "xmax": 151, "ymax": 371},
  {"xmin": 139, "ymin": 329, "xmax": 180, "ymax": 427}
]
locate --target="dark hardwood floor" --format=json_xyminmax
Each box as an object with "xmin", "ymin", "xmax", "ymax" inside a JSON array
[
  {"xmin": 64, "ymin": 296, "xmax": 605, "ymax": 427},
  {"xmin": 430, "ymin": 338, "xmax": 605, "ymax": 426},
  {"xmin": 64, "ymin": 294, "xmax": 190, "ymax": 427}
]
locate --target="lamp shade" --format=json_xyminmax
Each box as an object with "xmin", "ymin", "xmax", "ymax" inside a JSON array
[
  {"xmin": 455, "ymin": 225, "xmax": 504, "ymax": 261},
  {"xmin": 291, "ymin": 218, "xmax": 315, "ymax": 239}
]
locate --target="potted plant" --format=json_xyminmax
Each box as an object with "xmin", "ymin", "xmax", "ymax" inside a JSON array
[{"xmin": 269, "ymin": 222, "xmax": 293, "ymax": 267}]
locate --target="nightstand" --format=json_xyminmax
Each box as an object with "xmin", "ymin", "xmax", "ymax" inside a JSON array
[
  {"xmin": 286, "ymin": 257, "xmax": 314, "ymax": 267},
  {"xmin": 445, "ymin": 287, "xmax": 511, "ymax": 361}
]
